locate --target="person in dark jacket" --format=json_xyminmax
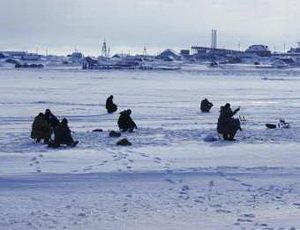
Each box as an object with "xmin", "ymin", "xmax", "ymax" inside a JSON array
[
  {"xmin": 118, "ymin": 109, "xmax": 137, "ymax": 132},
  {"xmin": 31, "ymin": 112, "xmax": 52, "ymax": 143},
  {"xmin": 49, "ymin": 118, "xmax": 78, "ymax": 148},
  {"xmin": 200, "ymin": 98, "xmax": 213, "ymax": 112},
  {"xmin": 217, "ymin": 103, "xmax": 241, "ymax": 140},
  {"xmin": 105, "ymin": 95, "xmax": 118, "ymax": 113},
  {"xmin": 44, "ymin": 109, "xmax": 59, "ymax": 129}
]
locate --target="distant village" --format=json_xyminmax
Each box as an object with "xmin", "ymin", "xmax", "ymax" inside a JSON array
[{"xmin": 1, "ymin": 31, "xmax": 300, "ymax": 70}]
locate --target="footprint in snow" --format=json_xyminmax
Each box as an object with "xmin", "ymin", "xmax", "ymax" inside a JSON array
[
  {"xmin": 216, "ymin": 209, "xmax": 231, "ymax": 213},
  {"xmin": 139, "ymin": 153, "xmax": 149, "ymax": 158},
  {"xmin": 240, "ymin": 183, "xmax": 252, "ymax": 188},
  {"xmin": 240, "ymin": 214, "xmax": 255, "ymax": 218},
  {"xmin": 97, "ymin": 160, "xmax": 109, "ymax": 166},
  {"xmin": 226, "ymin": 177, "xmax": 241, "ymax": 182},
  {"xmin": 236, "ymin": 218, "xmax": 253, "ymax": 223},
  {"xmin": 165, "ymin": 178, "xmax": 176, "ymax": 184},
  {"xmin": 181, "ymin": 185, "xmax": 190, "ymax": 191},
  {"xmin": 31, "ymin": 157, "xmax": 37, "ymax": 161},
  {"xmin": 194, "ymin": 199, "xmax": 204, "ymax": 203},
  {"xmin": 83, "ymin": 166, "xmax": 93, "ymax": 171}
]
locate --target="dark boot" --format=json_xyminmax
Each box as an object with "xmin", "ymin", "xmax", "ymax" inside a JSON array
[{"xmin": 223, "ymin": 133, "xmax": 229, "ymax": 140}]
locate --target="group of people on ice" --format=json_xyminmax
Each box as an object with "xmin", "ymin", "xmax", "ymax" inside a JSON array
[
  {"xmin": 31, "ymin": 95, "xmax": 138, "ymax": 148},
  {"xmin": 106, "ymin": 95, "xmax": 137, "ymax": 132},
  {"xmin": 31, "ymin": 109, "xmax": 78, "ymax": 148},
  {"xmin": 31, "ymin": 95, "xmax": 244, "ymax": 148},
  {"xmin": 200, "ymin": 98, "xmax": 242, "ymax": 141}
]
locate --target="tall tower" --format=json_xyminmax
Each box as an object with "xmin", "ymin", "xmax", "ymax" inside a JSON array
[
  {"xmin": 101, "ymin": 39, "xmax": 108, "ymax": 57},
  {"xmin": 211, "ymin": 29, "xmax": 217, "ymax": 49},
  {"xmin": 143, "ymin": 46, "xmax": 147, "ymax": 56}
]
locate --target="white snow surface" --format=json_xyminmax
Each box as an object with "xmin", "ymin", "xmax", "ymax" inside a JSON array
[{"xmin": 1, "ymin": 68, "xmax": 300, "ymax": 229}]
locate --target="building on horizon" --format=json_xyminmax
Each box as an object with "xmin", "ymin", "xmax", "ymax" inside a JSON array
[{"xmin": 245, "ymin": 45, "xmax": 271, "ymax": 57}]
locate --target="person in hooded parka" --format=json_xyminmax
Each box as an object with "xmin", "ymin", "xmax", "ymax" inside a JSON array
[
  {"xmin": 200, "ymin": 98, "xmax": 213, "ymax": 112},
  {"xmin": 118, "ymin": 109, "xmax": 137, "ymax": 132},
  {"xmin": 31, "ymin": 112, "xmax": 52, "ymax": 143},
  {"xmin": 50, "ymin": 118, "xmax": 78, "ymax": 147},
  {"xmin": 217, "ymin": 103, "xmax": 241, "ymax": 140},
  {"xmin": 44, "ymin": 109, "xmax": 59, "ymax": 129},
  {"xmin": 105, "ymin": 95, "xmax": 118, "ymax": 113}
]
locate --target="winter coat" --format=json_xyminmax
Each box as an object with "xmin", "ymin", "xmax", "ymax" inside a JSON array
[
  {"xmin": 31, "ymin": 114, "xmax": 52, "ymax": 140},
  {"xmin": 217, "ymin": 106, "xmax": 241, "ymax": 137},
  {"xmin": 118, "ymin": 110, "xmax": 137, "ymax": 132},
  {"xmin": 106, "ymin": 96, "xmax": 118, "ymax": 113},
  {"xmin": 200, "ymin": 99, "xmax": 213, "ymax": 112},
  {"xmin": 45, "ymin": 113, "xmax": 59, "ymax": 128},
  {"xmin": 53, "ymin": 122, "xmax": 74, "ymax": 146}
]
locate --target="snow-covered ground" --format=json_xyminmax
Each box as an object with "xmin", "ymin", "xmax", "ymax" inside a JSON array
[{"xmin": 0, "ymin": 68, "xmax": 300, "ymax": 229}]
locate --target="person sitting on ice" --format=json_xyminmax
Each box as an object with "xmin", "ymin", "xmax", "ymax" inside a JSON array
[
  {"xmin": 217, "ymin": 103, "xmax": 241, "ymax": 141},
  {"xmin": 118, "ymin": 109, "xmax": 137, "ymax": 132},
  {"xmin": 200, "ymin": 98, "xmax": 213, "ymax": 112},
  {"xmin": 44, "ymin": 109, "xmax": 59, "ymax": 129},
  {"xmin": 31, "ymin": 112, "xmax": 52, "ymax": 144},
  {"xmin": 105, "ymin": 95, "xmax": 118, "ymax": 113},
  {"xmin": 48, "ymin": 118, "xmax": 78, "ymax": 148}
]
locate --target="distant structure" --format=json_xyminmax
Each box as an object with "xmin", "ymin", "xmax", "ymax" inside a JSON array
[
  {"xmin": 180, "ymin": 49, "xmax": 190, "ymax": 58},
  {"xmin": 287, "ymin": 42, "xmax": 300, "ymax": 54},
  {"xmin": 101, "ymin": 39, "xmax": 110, "ymax": 57},
  {"xmin": 245, "ymin": 45, "xmax": 271, "ymax": 57},
  {"xmin": 211, "ymin": 29, "xmax": 217, "ymax": 49},
  {"xmin": 143, "ymin": 46, "xmax": 147, "ymax": 56},
  {"xmin": 156, "ymin": 49, "xmax": 182, "ymax": 61}
]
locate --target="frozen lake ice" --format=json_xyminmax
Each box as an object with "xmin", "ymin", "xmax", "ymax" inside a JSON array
[{"xmin": 0, "ymin": 68, "xmax": 300, "ymax": 229}]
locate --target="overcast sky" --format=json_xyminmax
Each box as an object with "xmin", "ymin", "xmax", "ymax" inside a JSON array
[{"xmin": 0, "ymin": 0, "xmax": 299, "ymax": 55}]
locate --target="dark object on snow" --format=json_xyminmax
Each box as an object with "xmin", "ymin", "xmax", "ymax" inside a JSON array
[
  {"xmin": 266, "ymin": 119, "xmax": 290, "ymax": 129},
  {"xmin": 118, "ymin": 109, "xmax": 137, "ymax": 132},
  {"xmin": 265, "ymin": 123, "xmax": 277, "ymax": 129},
  {"xmin": 278, "ymin": 119, "xmax": 290, "ymax": 128},
  {"xmin": 31, "ymin": 113, "xmax": 52, "ymax": 143},
  {"xmin": 48, "ymin": 118, "xmax": 78, "ymax": 148},
  {"xmin": 109, "ymin": 130, "xmax": 121, "ymax": 137},
  {"xmin": 106, "ymin": 95, "xmax": 118, "ymax": 113},
  {"xmin": 44, "ymin": 109, "xmax": 59, "ymax": 129},
  {"xmin": 116, "ymin": 138, "xmax": 132, "ymax": 146},
  {"xmin": 200, "ymin": 98, "xmax": 213, "ymax": 112},
  {"xmin": 217, "ymin": 103, "xmax": 241, "ymax": 141},
  {"xmin": 92, "ymin": 129, "xmax": 103, "ymax": 132}
]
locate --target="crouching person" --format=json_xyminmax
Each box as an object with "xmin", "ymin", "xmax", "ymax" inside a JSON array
[
  {"xmin": 200, "ymin": 98, "xmax": 213, "ymax": 113},
  {"xmin": 31, "ymin": 112, "xmax": 52, "ymax": 144},
  {"xmin": 217, "ymin": 103, "xmax": 242, "ymax": 141},
  {"xmin": 118, "ymin": 109, "xmax": 137, "ymax": 132},
  {"xmin": 106, "ymin": 95, "xmax": 118, "ymax": 113},
  {"xmin": 48, "ymin": 118, "xmax": 78, "ymax": 148}
]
